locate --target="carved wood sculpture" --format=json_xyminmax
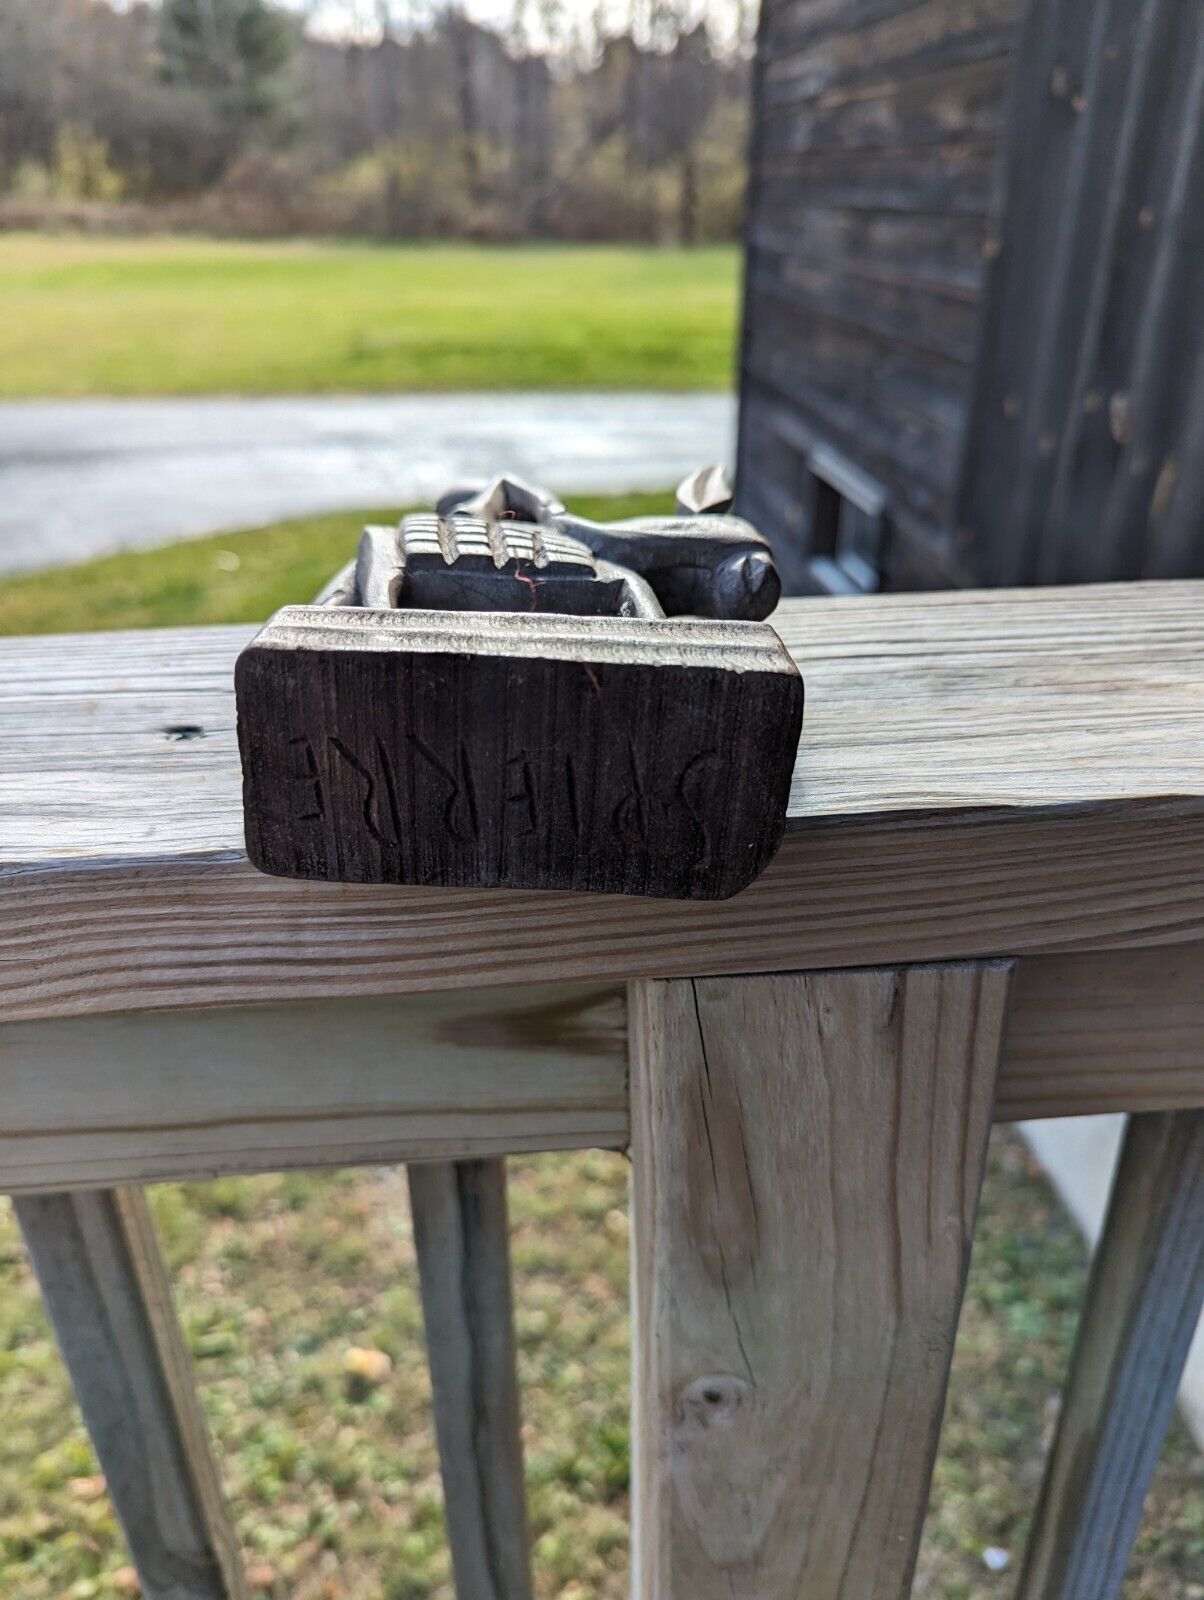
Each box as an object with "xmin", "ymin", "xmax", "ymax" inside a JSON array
[{"xmin": 236, "ymin": 471, "xmax": 804, "ymax": 899}]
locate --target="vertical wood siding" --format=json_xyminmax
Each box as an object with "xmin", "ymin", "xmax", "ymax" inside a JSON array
[
  {"xmin": 954, "ymin": 0, "xmax": 1204, "ymax": 584},
  {"xmin": 739, "ymin": 0, "xmax": 1204, "ymax": 590},
  {"xmin": 737, "ymin": 0, "xmax": 1025, "ymax": 588}
]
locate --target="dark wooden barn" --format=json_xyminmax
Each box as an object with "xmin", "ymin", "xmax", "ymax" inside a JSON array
[{"xmin": 735, "ymin": 0, "xmax": 1204, "ymax": 594}]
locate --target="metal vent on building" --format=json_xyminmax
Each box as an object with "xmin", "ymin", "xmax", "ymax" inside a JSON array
[{"xmin": 802, "ymin": 445, "xmax": 888, "ymax": 596}]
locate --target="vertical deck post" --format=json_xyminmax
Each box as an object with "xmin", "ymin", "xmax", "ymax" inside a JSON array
[
  {"xmin": 15, "ymin": 1187, "xmax": 247, "ymax": 1600},
  {"xmin": 1017, "ymin": 1109, "xmax": 1204, "ymax": 1600},
  {"xmin": 408, "ymin": 1158, "xmax": 533, "ymax": 1600},
  {"xmin": 628, "ymin": 963, "xmax": 1012, "ymax": 1600}
]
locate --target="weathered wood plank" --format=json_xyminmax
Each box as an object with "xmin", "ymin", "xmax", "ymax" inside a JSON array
[
  {"xmin": 1147, "ymin": 338, "xmax": 1204, "ymax": 577},
  {"xmin": 759, "ymin": 53, "xmax": 1012, "ymax": 156},
  {"xmin": 741, "ymin": 0, "xmax": 1022, "ymax": 566},
  {"xmin": 14, "ymin": 1188, "xmax": 247, "ymax": 1600},
  {"xmin": 740, "ymin": 336, "xmax": 963, "ymax": 521},
  {"xmin": 764, "ymin": 0, "xmax": 1018, "ymax": 107},
  {"xmin": 408, "ymin": 1159, "xmax": 532, "ymax": 1600},
  {"xmin": 952, "ymin": 0, "xmax": 1204, "ymax": 587},
  {"xmin": 0, "ymin": 948, "xmax": 1201, "ymax": 1194},
  {"xmin": 746, "ymin": 257, "xmax": 981, "ymax": 363},
  {"xmin": 1043, "ymin": 1, "xmax": 1199, "ymax": 583},
  {"xmin": 755, "ymin": 141, "xmax": 1000, "ymax": 216},
  {"xmin": 996, "ymin": 947, "xmax": 1204, "ymax": 1120},
  {"xmin": 749, "ymin": 315, "xmax": 971, "ymax": 447},
  {"xmin": 1017, "ymin": 1110, "xmax": 1204, "ymax": 1600},
  {"xmin": 628, "ymin": 962, "xmax": 1011, "ymax": 1598},
  {"xmin": 2, "ymin": 584, "xmax": 1203, "ymax": 1021},
  {"xmin": 9, "ymin": 583, "xmax": 1200, "ymax": 853},
  {"xmin": 766, "ymin": 0, "xmax": 975, "ymax": 60},
  {"xmin": 736, "ymin": 385, "xmax": 976, "ymax": 589},
  {"xmin": 4, "ymin": 801, "xmax": 1202, "ymax": 1025},
  {"xmin": 0, "ymin": 985, "xmax": 628, "ymax": 1192},
  {"xmin": 748, "ymin": 204, "xmax": 991, "ymax": 284}
]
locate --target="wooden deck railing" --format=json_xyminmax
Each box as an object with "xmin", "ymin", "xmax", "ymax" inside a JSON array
[{"xmin": 2, "ymin": 579, "xmax": 1202, "ymax": 1600}]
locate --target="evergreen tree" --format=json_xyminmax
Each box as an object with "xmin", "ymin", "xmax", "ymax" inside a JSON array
[{"xmin": 159, "ymin": 0, "xmax": 293, "ymax": 126}]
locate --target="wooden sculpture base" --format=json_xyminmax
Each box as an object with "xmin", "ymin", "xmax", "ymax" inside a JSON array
[{"xmin": 236, "ymin": 606, "xmax": 804, "ymax": 900}]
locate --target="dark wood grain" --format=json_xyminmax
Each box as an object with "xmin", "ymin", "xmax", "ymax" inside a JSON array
[
  {"xmin": 408, "ymin": 1160, "xmax": 532, "ymax": 1600},
  {"xmin": 1017, "ymin": 1111, "xmax": 1204, "ymax": 1600},
  {"xmin": 236, "ymin": 607, "xmax": 803, "ymax": 900},
  {"xmin": 740, "ymin": 0, "xmax": 1204, "ymax": 592},
  {"xmin": 736, "ymin": 0, "xmax": 1022, "ymax": 583}
]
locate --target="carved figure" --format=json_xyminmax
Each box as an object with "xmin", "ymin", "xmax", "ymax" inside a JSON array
[{"xmin": 236, "ymin": 469, "xmax": 803, "ymax": 899}]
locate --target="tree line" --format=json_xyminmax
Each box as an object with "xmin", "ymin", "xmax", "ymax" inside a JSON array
[{"xmin": 0, "ymin": 0, "xmax": 750, "ymax": 241}]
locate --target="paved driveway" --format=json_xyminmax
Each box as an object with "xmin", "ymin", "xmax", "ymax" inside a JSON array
[{"xmin": 0, "ymin": 392, "xmax": 734, "ymax": 575}]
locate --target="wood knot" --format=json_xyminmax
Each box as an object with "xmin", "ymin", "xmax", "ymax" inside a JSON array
[
  {"xmin": 672, "ymin": 1373, "xmax": 782, "ymax": 1564},
  {"xmin": 675, "ymin": 1373, "xmax": 753, "ymax": 1432}
]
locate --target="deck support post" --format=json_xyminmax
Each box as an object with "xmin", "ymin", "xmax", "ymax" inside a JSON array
[
  {"xmin": 1017, "ymin": 1109, "xmax": 1204, "ymax": 1600},
  {"xmin": 408, "ymin": 1158, "xmax": 533, "ymax": 1600},
  {"xmin": 14, "ymin": 1187, "xmax": 247, "ymax": 1600},
  {"xmin": 628, "ymin": 962, "xmax": 1012, "ymax": 1599}
]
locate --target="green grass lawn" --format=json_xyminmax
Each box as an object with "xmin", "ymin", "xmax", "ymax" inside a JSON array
[
  {"xmin": 0, "ymin": 494, "xmax": 669, "ymax": 635},
  {"xmin": 0, "ymin": 519, "xmax": 1200, "ymax": 1598},
  {"xmin": 1, "ymin": 1141, "xmax": 1200, "ymax": 1600},
  {"xmin": 0, "ymin": 235, "xmax": 738, "ymax": 397}
]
